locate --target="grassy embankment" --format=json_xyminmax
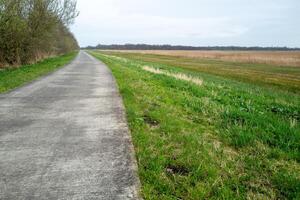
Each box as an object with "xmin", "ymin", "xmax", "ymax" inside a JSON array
[
  {"xmin": 0, "ymin": 52, "xmax": 78, "ymax": 94},
  {"xmin": 89, "ymin": 51, "xmax": 299, "ymax": 199},
  {"xmin": 101, "ymin": 51, "xmax": 300, "ymax": 93}
]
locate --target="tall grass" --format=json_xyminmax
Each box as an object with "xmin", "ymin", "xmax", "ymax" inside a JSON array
[{"xmin": 109, "ymin": 50, "xmax": 300, "ymax": 67}]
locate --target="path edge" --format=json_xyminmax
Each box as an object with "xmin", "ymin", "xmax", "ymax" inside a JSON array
[{"xmin": 86, "ymin": 51, "xmax": 143, "ymax": 200}]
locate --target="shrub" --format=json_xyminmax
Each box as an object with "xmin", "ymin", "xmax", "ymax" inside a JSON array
[{"xmin": 0, "ymin": 0, "xmax": 79, "ymax": 66}]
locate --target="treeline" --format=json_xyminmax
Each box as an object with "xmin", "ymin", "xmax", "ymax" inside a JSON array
[
  {"xmin": 85, "ymin": 44, "xmax": 300, "ymax": 51},
  {"xmin": 0, "ymin": 0, "xmax": 79, "ymax": 67}
]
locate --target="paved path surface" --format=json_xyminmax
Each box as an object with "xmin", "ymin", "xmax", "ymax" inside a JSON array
[{"xmin": 0, "ymin": 52, "xmax": 140, "ymax": 199}]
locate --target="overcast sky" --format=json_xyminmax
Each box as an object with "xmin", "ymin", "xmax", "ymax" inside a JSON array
[{"xmin": 71, "ymin": 0, "xmax": 300, "ymax": 47}]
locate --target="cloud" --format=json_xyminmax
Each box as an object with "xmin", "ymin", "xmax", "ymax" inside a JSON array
[
  {"xmin": 72, "ymin": 0, "xmax": 248, "ymax": 46},
  {"xmin": 71, "ymin": 0, "xmax": 300, "ymax": 47}
]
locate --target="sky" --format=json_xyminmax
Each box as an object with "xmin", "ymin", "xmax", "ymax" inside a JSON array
[{"xmin": 71, "ymin": 0, "xmax": 300, "ymax": 48}]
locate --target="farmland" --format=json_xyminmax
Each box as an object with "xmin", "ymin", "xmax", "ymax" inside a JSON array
[
  {"xmin": 89, "ymin": 50, "xmax": 300, "ymax": 199},
  {"xmin": 99, "ymin": 51, "xmax": 300, "ymax": 93},
  {"xmin": 111, "ymin": 50, "xmax": 300, "ymax": 67}
]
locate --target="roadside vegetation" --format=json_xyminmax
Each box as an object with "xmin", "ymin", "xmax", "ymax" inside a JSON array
[
  {"xmin": 99, "ymin": 51, "xmax": 300, "ymax": 93},
  {"xmin": 0, "ymin": 51, "xmax": 77, "ymax": 93},
  {"xmin": 0, "ymin": 0, "xmax": 79, "ymax": 67},
  {"xmin": 90, "ymin": 51, "xmax": 300, "ymax": 199}
]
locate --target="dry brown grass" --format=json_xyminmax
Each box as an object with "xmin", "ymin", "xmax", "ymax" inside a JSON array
[
  {"xmin": 111, "ymin": 50, "xmax": 300, "ymax": 67},
  {"xmin": 98, "ymin": 50, "xmax": 300, "ymax": 92},
  {"xmin": 142, "ymin": 66, "xmax": 203, "ymax": 86},
  {"xmin": 0, "ymin": 52, "xmax": 56, "ymax": 69}
]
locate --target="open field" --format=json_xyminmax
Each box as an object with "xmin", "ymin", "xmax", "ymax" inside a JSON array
[
  {"xmin": 89, "ymin": 50, "xmax": 300, "ymax": 199},
  {"xmin": 110, "ymin": 50, "xmax": 300, "ymax": 67},
  {"xmin": 0, "ymin": 52, "xmax": 78, "ymax": 94},
  {"xmin": 97, "ymin": 51, "xmax": 300, "ymax": 93}
]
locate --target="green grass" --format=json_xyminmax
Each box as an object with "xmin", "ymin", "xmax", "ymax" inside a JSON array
[
  {"xmin": 89, "ymin": 51, "xmax": 300, "ymax": 199},
  {"xmin": 97, "ymin": 51, "xmax": 300, "ymax": 93},
  {"xmin": 0, "ymin": 52, "xmax": 78, "ymax": 94}
]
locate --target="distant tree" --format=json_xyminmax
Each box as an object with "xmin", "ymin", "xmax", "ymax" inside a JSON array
[{"xmin": 84, "ymin": 44, "xmax": 300, "ymax": 51}]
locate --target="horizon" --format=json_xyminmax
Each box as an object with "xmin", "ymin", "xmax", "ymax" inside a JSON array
[{"xmin": 81, "ymin": 43, "xmax": 300, "ymax": 49}]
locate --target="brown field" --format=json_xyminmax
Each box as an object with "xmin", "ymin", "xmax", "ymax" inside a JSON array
[
  {"xmin": 109, "ymin": 50, "xmax": 300, "ymax": 67},
  {"xmin": 99, "ymin": 50, "xmax": 300, "ymax": 92}
]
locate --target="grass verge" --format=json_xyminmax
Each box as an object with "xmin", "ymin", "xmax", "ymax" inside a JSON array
[
  {"xmin": 89, "ymin": 51, "xmax": 300, "ymax": 200},
  {"xmin": 0, "ymin": 51, "xmax": 78, "ymax": 94},
  {"xmin": 97, "ymin": 51, "xmax": 300, "ymax": 93}
]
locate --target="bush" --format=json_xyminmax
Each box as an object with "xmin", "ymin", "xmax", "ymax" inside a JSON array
[{"xmin": 0, "ymin": 0, "xmax": 79, "ymax": 66}]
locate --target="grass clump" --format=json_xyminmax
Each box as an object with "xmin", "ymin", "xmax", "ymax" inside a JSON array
[{"xmin": 89, "ymin": 51, "xmax": 300, "ymax": 200}]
